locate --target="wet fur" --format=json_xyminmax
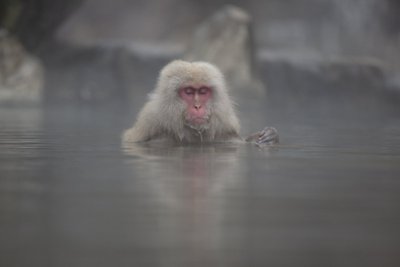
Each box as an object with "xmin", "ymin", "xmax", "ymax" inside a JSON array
[{"xmin": 123, "ymin": 60, "xmax": 241, "ymax": 144}]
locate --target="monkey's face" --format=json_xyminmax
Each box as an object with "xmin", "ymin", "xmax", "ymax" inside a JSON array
[{"xmin": 178, "ymin": 84, "xmax": 212, "ymax": 127}]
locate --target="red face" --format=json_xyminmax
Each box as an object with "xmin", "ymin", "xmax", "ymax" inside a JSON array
[{"xmin": 178, "ymin": 85, "xmax": 212, "ymax": 125}]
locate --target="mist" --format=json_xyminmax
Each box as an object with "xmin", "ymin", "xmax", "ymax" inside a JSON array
[{"xmin": 1, "ymin": 1, "xmax": 400, "ymax": 267}]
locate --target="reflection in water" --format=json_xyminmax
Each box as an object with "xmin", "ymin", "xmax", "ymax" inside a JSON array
[
  {"xmin": 1, "ymin": 105, "xmax": 400, "ymax": 267},
  {"xmin": 123, "ymin": 143, "xmax": 243, "ymax": 207},
  {"xmin": 123, "ymin": 142, "xmax": 246, "ymax": 265}
]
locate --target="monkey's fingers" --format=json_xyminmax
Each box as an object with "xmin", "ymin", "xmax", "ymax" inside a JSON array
[
  {"xmin": 256, "ymin": 127, "xmax": 279, "ymax": 146},
  {"xmin": 245, "ymin": 132, "xmax": 261, "ymax": 142}
]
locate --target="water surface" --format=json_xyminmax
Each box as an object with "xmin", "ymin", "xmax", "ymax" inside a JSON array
[{"xmin": 1, "ymin": 104, "xmax": 400, "ymax": 267}]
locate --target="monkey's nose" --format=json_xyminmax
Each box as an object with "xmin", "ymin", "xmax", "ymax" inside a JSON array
[{"xmin": 194, "ymin": 104, "xmax": 201, "ymax": 110}]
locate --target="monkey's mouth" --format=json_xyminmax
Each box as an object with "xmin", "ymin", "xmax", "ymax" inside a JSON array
[{"xmin": 185, "ymin": 115, "xmax": 210, "ymax": 126}]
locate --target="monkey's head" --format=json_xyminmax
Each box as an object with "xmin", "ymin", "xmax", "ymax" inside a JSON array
[
  {"xmin": 154, "ymin": 60, "xmax": 237, "ymax": 135},
  {"xmin": 123, "ymin": 60, "xmax": 241, "ymax": 143}
]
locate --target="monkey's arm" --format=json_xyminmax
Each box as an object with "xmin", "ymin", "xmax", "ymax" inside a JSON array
[
  {"xmin": 245, "ymin": 127, "xmax": 279, "ymax": 146},
  {"xmin": 122, "ymin": 101, "xmax": 160, "ymax": 143}
]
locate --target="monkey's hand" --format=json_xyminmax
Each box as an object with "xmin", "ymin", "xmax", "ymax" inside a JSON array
[{"xmin": 245, "ymin": 127, "xmax": 279, "ymax": 146}]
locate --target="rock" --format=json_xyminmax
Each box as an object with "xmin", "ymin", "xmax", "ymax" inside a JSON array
[
  {"xmin": 0, "ymin": 31, "xmax": 44, "ymax": 104},
  {"xmin": 259, "ymin": 52, "xmax": 388, "ymax": 95},
  {"xmin": 257, "ymin": 52, "xmax": 400, "ymax": 119},
  {"xmin": 41, "ymin": 42, "xmax": 172, "ymax": 105},
  {"xmin": 184, "ymin": 5, "xmax": 265, "ymax": 97}
]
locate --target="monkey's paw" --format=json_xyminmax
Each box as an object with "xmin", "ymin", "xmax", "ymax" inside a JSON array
[{"xmin": 253, "ymin": 127, "xmax": 279, "ymax": 146}]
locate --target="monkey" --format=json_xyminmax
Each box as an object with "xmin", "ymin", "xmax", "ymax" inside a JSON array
[{"xmin": 122, "ymin": 60, "xmax": 278, "ymax": 146}]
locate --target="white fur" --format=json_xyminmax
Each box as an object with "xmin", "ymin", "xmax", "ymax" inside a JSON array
[{"xmin": 123, "ymin": 60, "xmax": 241, "ymax": 143}]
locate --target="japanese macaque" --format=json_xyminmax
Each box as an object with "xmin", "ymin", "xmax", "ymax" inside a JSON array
[{"xmin": 123, "ymin": 60, "xmax": 278, "ymax": 146}]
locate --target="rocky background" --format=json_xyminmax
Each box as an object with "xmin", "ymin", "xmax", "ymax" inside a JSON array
[{"xmin": 1, "ymin": 0, "xmax": 400, "ymax": 109}]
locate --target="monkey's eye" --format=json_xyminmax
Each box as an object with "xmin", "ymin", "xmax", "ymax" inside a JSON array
[
  {"xmin": 183, "ymin": 87, "xmax": 195, "ymax": 95},
  {"xmin": 198, "ymin": 87, "xmax": 210, "ymax": 95}
]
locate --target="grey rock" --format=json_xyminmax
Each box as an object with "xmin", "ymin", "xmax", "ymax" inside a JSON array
[
  {"xmin": 42, "ymin": 42, "xmax": 172, "ymax": 105},
  {"xmin": 0, "ymin": 31, "xmax": 44, "ymax": 104},
  {"xmin": 259, "ymin": 53, "xmax": 388, "ymax": 94},
  {"xmin": 184, "ymin": 5, "xmax": 265, "ymax": 97}
]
